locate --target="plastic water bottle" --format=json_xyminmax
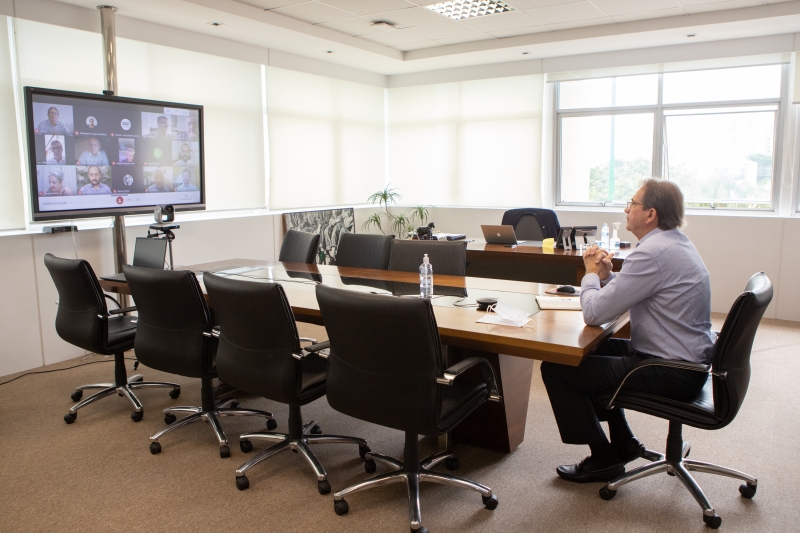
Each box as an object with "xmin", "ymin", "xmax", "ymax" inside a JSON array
[
  {"xmin": 419, "ymin": 254, "xmax": 433, "ymax": 298},
  {"xmin": 600, "ymin": 223, "xmax": 609, "ymax": 248}
]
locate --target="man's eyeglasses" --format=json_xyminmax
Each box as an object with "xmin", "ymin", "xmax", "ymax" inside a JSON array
[{"xmin": 626, "ymin": 200, "xmax": 644, "ymax": 209}]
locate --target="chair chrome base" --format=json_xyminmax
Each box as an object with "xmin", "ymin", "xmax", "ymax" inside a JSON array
[
  {"xmin": 65, "ymin": 374, "xmax": 180, "ymax": 423},
  {"xmin": 150, "ymin": 397, "xmax": 274, "ymax": 458},
  {"xmin": 236, "ymin": 419, "xmax": 368, "ymax": 494},
  {"xmin": 334, "ymin": 448, "xmax": 497, "ymax": 533},
  {"xmin": 600, "ymin": 423, "xmax": 757, "ymax": 530}
]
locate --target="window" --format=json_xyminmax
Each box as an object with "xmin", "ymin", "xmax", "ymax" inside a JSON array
[{"xmin": 556, "ymin": 65, "xmax": 785, "ymax": 210}]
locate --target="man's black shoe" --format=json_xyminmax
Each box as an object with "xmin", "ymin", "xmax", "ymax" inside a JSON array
[
  {"xmin": 614, "ymin": 438, "xmax": 646, "ymax": 465},
  {"xmin": 556, "ymin": 456, "xmax": 625, "ymax": 484}
]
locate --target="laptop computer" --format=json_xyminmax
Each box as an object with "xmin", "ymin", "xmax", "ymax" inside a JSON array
[
  {"xmin": 481, "ymin": 225, "xmax": 526, "ymax": 245},
  {"xmin": 100, "ymin": 237, "xmax": 168, "ymax": 282}
]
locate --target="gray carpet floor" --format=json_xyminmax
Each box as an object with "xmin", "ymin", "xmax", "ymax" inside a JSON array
[{"xmin": 1, "ymin": 314, "xmax": 798, "ymax": 533}]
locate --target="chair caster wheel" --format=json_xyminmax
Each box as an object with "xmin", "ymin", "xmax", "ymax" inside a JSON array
[
  {"xmin": 334, "ymin": 499, "xmax": 349, "ymax": 516},
  {"xmin": 365, "ymin": 459, "xmax": 376, "ymax": 473},
  {"xmin": 703, "ymin": 513, "xmax": 722, "ymax": 529},
  {"xmin": 71, "ymin": 390, "xmax": 83, "ymax": 402},
  {"xmin": 414, "ymin": 527, "xmax": 429, "ymax": 533},
  {"xmin": 240, "ymin": 439, "xmax": 253, "ymax": 453},
  {"xmin": 445, "ymin": 457, "xmax": 460, "ymax": 470},
  {"xmin": 739, "ymin": 483, "xmax": 757, "ymax": 499},
  {"xmin": 236, "ymin": 476, "xmax": 249, "ymax": 491},
  {"xmin": 150, "ymin": 442, "xmax": 161, "ymax": 455},
  {"xmin": 169, "ymin": 388, "xmax": 180, "ymax": 399},
  {"xmin": 219, "ymin": 445, "xmax": 231, "ymax": 458},
  {"xmin": 131, "ymin": 411, "xmax": 143, "ymax": 422},
  {"xmin": 599, "ymin": 487, "xmax": 616, "ymax": 500},
  {"xmin": 311, "ymin": 424, "xmax": 322, "ymax": 435},
  {"xmin": 64, "ymin": 413, "xmax": 76, "ymax": 424},
  {"xmin": 359, "ymin": 445, "xmax": 371, "ymax": 459},
  {"xmin": 267, "ymin": 418, "xmax": 278, "ymax": 430},
  {"xmin": 318, "ymin": 480, "xmax": 331, "ymax": 495},
  {"xmin": 482, "ymin": 494, "xmax": 498, "ymax": 510},
  {"xmin": 164, "ymin": 413, "xmax": 177, "ymax": 425}
]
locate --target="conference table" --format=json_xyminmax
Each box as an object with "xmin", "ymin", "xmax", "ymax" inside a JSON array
[
  {"xmin": 100, "ymin": 259, "xmax": 629, "ymax": 454},
  {"xmin": 466, "ymin": 240, "xmax": 633, "ymax": 285}
]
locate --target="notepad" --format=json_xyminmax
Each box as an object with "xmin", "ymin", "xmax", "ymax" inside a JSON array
[{"xmin": 535, "ymin": 296, "xmax": 582, "ymax": 311}]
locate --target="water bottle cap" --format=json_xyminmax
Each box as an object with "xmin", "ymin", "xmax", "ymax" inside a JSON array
[{"xmin": 423, "ymin": 254, "xmax": 429, "ymax": 263}]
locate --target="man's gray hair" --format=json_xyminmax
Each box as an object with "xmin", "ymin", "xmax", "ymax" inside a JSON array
[{"xmin": 641, "ymin": 178, "xmax": 685, "ymax": 230}]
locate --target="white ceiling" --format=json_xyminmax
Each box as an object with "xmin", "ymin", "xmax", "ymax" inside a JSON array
[{"xmin": 48, "ymin": 0, "xmax": 800, "ymax": 75}]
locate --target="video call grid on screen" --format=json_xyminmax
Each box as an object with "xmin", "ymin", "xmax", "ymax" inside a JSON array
[{"xmin": 25, "ymin": 87, "xmax": 204, "ymax": 221}]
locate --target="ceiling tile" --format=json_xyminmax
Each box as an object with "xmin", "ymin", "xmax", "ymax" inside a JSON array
[
  {"xmin": 435, "ymin": 33, "xmax": 496, "ymax": 45},
  {"xmin": 612, "ymin": 7, "xmax": 686, "ymax": 22},
  {"xmin": 317, "ymin": 16, "xmax": 390, "ymax": 35},
  {"xmin": 272, "ymin": 1, "xmax": 354, "ymax": 23},
  {"xmin": 404, "ymin": 21, "xmax": 482, "ymax": 39},
  {"xmin": 488, "ymin": 24, "xmax": 551, "ymax": 37},
  {"xmin": 523, "ymin": 2, "xmax": 607, "ymax": 25},
  {"xmin": 367, "ymin": 7, "xmax": 450, "ymax": 27},
  {"xmin": 236, "ymin": 0, "xmax": 310, "ymax": 9},
  {"xmin": 546, "ymin": 16, "xmax": 616, "ymax": 30},
  {"xmin": 590, "ymin": 0, "xmax": 682, "ymax": 17},
  {"xmin": 459, "ymin": 10, "xmax": 538, "ymax": 31},
  {"xmin": 394, "ymin": 40, "xmax": 442, "ymax": 51},
  {"xmin": 319, "ymin": 0, "xmax": 417, "ymax": 15},
  {"xmin": 360, "ymin": 28, "xmax": 431, "ymax": 45},
  {"xmin": 683, "ymin": 0, "xmax": 763, "ymax": 13}
]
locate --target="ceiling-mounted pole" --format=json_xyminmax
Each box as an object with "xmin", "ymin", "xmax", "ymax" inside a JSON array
[{"xmin": 98, "ymin": 6, "xmax": 127, "ymax": 304}]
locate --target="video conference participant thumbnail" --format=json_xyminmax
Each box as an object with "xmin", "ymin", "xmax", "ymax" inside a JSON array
[
  {"xmin": 37, "ymin": 165, "xmax": 76, "ymax": 196},
  {"xmin": 142, "ymin": 113, "xmax": 173, "ymax": 140},
  {"xmin": 112, "ymin": 165, "xmax": 144, "ymax": 194},
  {"xmin": 137, "ymin": 138, "xmax": 172, "ymax": 167},
  {"xmin": 45, "ymin": 136, "xmax": 66, "ymax": 164},
  {"xmin": 33, "ymin": 103, "xmax": 73, "ymax": 136},
  {"xmin": 117, "ymin": 138, "xmax": 136, "ymax": 165},
  {"xmin": 174, "ymin": 167, "xmax": 199, "ymax": 192},
  {"xmin": 77, "ymin": 165, "xmax": 112, "ymax": 195},
  {"xmin": 173, "ymin": 142, "xmax": 198, "ymax": 166},
  {"xmin": 144, "ymin": 166, "xmax": 173, "ymax": 192},
  {"xmin": 75, "ymin": 136, "xmax": 110, "ymax": 165}
]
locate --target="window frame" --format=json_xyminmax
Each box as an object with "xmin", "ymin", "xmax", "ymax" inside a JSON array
[{"xmin": 554, "ymin": 64, "xmax": 789, "ymax": 212}]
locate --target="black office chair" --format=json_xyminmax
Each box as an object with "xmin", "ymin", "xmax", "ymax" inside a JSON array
[
  {"xmin": 124, "ymin": 265, "xmax": 274, "ymax": 458},
  {"xmin": 203, "ymin": 272, "xmax": 370, "ymax": 494},
  {"xmin": 387, "ymin": 240, "xmax": 467, "ymax": 276},
  {"xmin": 279, "ymin": 229, "xmax": 320, "ymax": 264},
  {"xmin": 501, "ymin": 207, "xmax": 560, "ymax": 240},
  {"xmin": 598, "ymin": 272, "xmax": 772, "ymax": 529},
  {"xmin": 316, "ymin": 284, "xmax": 502, "ymax": 533},
  {"xmin": 44, "ymin": 253, "xmax": 180, "ymax": 424},
  {"xmin": 335, "ymin": 233, "xmax": 394, "ymax": 269}
]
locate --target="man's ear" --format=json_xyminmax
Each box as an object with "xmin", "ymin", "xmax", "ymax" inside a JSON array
[{"xmin": 646, "ymin": 208, "xmax": 658, "ymax": 225}]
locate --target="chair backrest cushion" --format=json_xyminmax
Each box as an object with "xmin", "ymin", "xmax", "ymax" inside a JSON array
[
  {"xmin": 711, "ymin": 272, "xmax": 772, "ymax": 426},
  {"xmin": 335, "ymin": 233, "xmax": 394, "ymax": 270},
  {"xmin": 514, "ymin": 214, "xmax": 546, "ymax": 241},
  {"xmin": 501, "ymin": 208, "xmax": 560, "ymax": 239},
  {"xmin": 279, "ymin": 229, "xmax": 321, "ymax": 264},
  {"xmin": 124, "ymin": 266, "xmax": 215, "ymax": 379},
  {"xmin": 387, "ymin": 240, "xmax": 467, "ymax": 276},
  {"xmin": 203, "ymin": 273, "xmax": 313, "ymax": 404},
  {"xmin": 316, "ymin": 284, "xmax": 444, "ymax": 436},
  {"xmin": 44, "ymin": 253, "xmax": 109, "ymax": 353}
]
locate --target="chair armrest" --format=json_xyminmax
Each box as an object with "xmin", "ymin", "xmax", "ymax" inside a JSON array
[
  {"xmin": 293, "ymin": 340, "xmax": 331, "ymax": 360},
  {"xmin": 605, "ymin": 358, "xmax": 719, "ymax": 409},
  {"xmin": 202, "ymin": 327, "xmax": 221, "ymax": 338},
  {"xmin": 104, "ymin": 294, "xmax": 121, "ymax": 309},
  {"xmin": 436, "ymin": 357, "xmax": 502, "ymax": 403},
  {"xmin": 299, "ymin": 336, "xmax": 317, "ymax": 344},
  {"xmin": 108, "ymin": 306, "xmax": 137, "ymax": 316}
]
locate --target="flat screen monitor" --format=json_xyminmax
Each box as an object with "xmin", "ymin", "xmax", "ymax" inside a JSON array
[{"xmin": 25, "ymin": 87, "xmax": 205, "ymax": 221}]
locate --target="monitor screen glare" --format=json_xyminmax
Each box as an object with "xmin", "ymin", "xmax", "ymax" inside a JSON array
[{"xmin": 26, "ymin": 88, "xmax": 204, "ymax": 221}]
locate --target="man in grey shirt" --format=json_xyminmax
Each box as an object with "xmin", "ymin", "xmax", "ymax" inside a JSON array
[
  {"xmin": 46, "ymin": 139, "xmax": 66, "ymax": 165},
  {"xmin": 78, "ymin": 137, "xmax": 109, "ymax": 165},
  {"xmin": 541, "ymin": 179, "xmax": 715, "ymax": 484},
  {"xmin": 37, "ymin": 106, "xmax": 73, "ymax": 135},
  {"xmin": 79, "ymin": 165, "xmax": 111, "ymax": 195}
]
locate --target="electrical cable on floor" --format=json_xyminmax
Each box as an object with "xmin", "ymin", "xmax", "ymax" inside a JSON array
[{"xmin": 0, "ymin": 357, "xmax": 138, "ymax": 387}]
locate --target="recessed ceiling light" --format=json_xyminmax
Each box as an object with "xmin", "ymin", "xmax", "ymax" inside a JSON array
[
  {"xmin": 425, "ymin": 1, "xmax": 514, "ymax": 21},
  {"xmin": 371, "ymin": 21, "xmax": 395, "ymax": 28},
  {"xmin": 207, "ymin": 22, "xmax": 225, "ymax": 27},
  {"xmin": 686, "ymin": 33, "xmax": 697, "ymax": 38}
]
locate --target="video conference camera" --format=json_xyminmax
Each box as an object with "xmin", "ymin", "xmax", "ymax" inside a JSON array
[
  {"xmin": 154, "ymin": 204, "xmax": 175, "ymax": 224},
  {"xmin": 416, "ymin": 222, "xmax": 436, "ymax": 240}
]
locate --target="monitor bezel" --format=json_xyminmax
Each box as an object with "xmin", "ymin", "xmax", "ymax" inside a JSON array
[{"xmin": 25, "ymin": 86, "xmax": 206, "ymax": 222}]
